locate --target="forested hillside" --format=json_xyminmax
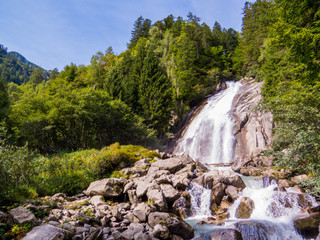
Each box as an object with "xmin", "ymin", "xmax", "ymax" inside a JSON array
[{"xmin": 0, "ymin": 45, "xmax": 49, "ymax": 85}]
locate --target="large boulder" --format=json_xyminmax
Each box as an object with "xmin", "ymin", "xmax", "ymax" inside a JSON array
[
  {"xmin": 151, "ymin": 157, "xmax": 185, "ymax": 173},
  {"xmin": 199, "ymin": 170, "xmax": 246, "ymax": 189},
  {"xmin": 205, "ymin": 229, "xmax": 243, "ymax": 240},
  {"xmin": 84, "ymin": 178, "xmax": 126, "ymax": 197},
  {"xmin": 10, "ymin": 206, "xmax": 37, "ymax": 225},
  {"xmin": 146, "ymin": 186, "xmax": 168, "ymax": 212},
  {"xmin": 22, "ymin": 224, "xmax": 73, "ymax": 240},
  {"xmin": 211, "ymin": 183, "xmax": 226, "ymax": 205},
  {"xmin": 235, "ymin": 197, "xmax": 255, "ymax": 219},
  {"xmin": 148, "ymin": 212, "xmax": 194, "ymax": 239},
  {"xmin": 160, "ymin": 184, "xmax": 180, "ymax": 203},
  {"xmin": 294, "ymin": 213, "xmax": 320, "ymax": 238}
]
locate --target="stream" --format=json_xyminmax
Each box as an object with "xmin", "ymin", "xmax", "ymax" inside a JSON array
[{"xmin": 174, "ymin": 81, "xmax": 318, "ymax": 239}]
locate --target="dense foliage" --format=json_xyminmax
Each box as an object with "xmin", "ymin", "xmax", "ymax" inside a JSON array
[{"xmin": 240, "ymin": 0, "xmax": 320, "ymax": 196}]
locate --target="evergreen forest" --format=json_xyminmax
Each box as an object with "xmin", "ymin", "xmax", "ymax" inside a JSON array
[{"xmin": 0, "ymin": 0, "xmax": 319, "ymax": 206}]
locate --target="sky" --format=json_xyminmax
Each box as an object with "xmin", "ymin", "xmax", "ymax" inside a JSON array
[{"xmin": 0, "ymin": 0, "xmax": 248, "ymax": 71}]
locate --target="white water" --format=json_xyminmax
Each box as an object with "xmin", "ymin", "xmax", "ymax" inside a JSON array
[
  {"xmin": 175, "ymin": 82, "xmax": 318, "ymax": 239},
  {"xmin": 174, "ymin": 81, "xmax": 242, "ymax": 165}
]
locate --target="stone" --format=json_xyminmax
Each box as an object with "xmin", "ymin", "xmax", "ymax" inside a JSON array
[
  {"xmin": 22, "ymin": 224, "xmax": 73, "ymax": 240},
  {"xmin": 134, "ymin": 159, "xmax": 151, "ymax": 168},
  {"xmin": 291, "ymin": 174, "xmax": 310, "ymax": 184},
  {"xmin": 84, "ymin": 178, "xmax": 126, "ymax": 197},
  {"xmin": 136, "ymin": 180, "xmax": 157, "ymax": 198},
  {"xmin": 211, "ymin": 183, "xmax": 226, "ymax": 205},
  {"xmin": 206, "ymin": 228, "xmax": 243, "ymax": 240},
  {"xmin": 89, "ymin": 195, "xmax": 106, "ymax": 209},
  {"xmin": 201, "ymin": 170, "xmax": 246, "ymax": 189},
  {"xmin": 121, "ymin": 167, "xmax": 147, "ymax": 177},
  {"xmin": 151, "ymin": 157, "xmax": 185, "ymax": 173},
  {"xmin": 128, "ymin": 190, "xmax": 139, "ymax": 205},
  {"xmin": 153, "ymin": 224, "xmax": 170, "ymax": 239},
  {"xmin": 166, "ymin": 215, "xmax": 194, "ymax": 239},
  {"xmin": 171, "ymin": 173, "xmax": 191, "ymax": 190},
  {"xmin": 146, "ymin": 187, "xmax": 168, "ymax": 212},
  {"xmin": 160, "ymin": 184, "xmax": 180, "ymax": 202},
  {"xmin": 120, "ymin": 229, "xmax": 135, "ymax": 240},
  {"xmin": 225, "ymin": 185, "xmax": 239, "ymax": 201},
  {"xmin": 10, "ymin": 206, "xmax": 37, "ymax": 225},
  {"xmin": 231, "ymin": 156, "xmax": 252, "ymax": 173},
  {"xmin": 294, "ymin": 213, "xmax": 320, "ymax": 238},
  {"xmin": 124, "ymin": 181, "xmax": 135, "ymax": 193},
  {"xmin": 134, "ymin": 232, "xmax": 152, "ymax": 240},
  {"xmin": 148, "ymin": 212, "xmax": 170, "ymax": 228},
  {"xmin": 277, "ymin": 179, "xmax": 293, "ymax": 188},
  {"xmin": 235, "ymin": 197, "xmax": 255, "ymax": 219}
]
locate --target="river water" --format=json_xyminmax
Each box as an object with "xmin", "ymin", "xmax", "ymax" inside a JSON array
[{"xmin": 174, "ymin": 81, "xmax": 318, "ymax": 239}]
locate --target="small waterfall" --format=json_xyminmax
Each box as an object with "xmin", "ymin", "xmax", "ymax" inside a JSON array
[
  {"xmin": 175, "ymin": 81, "xmax": 242, "ymax": 165},
  {"xmin": 187, "ymin": 182, "xmax": 212, "ymax": 218}
]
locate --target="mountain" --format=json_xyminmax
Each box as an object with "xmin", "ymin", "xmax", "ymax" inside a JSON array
[{"xmin": 0, "ymin": 44, "xmax": 48, "ymax": 85}]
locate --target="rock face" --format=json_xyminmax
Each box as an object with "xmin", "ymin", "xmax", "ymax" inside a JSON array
[{"xmin": 231, "ymin": 78, "xmax": 273, "ymax": 160}]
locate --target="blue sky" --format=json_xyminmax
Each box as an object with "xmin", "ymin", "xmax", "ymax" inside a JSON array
[{"xmin": 0, "ymin": 0, "xmax": 248, "ymax": 71}]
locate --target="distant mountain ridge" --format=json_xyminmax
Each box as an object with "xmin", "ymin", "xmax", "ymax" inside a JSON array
[{"xmin": 0, "ymin": 44, "xmax": 48, "ymax": 85}]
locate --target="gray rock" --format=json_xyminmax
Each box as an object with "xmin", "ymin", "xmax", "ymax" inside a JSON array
[
  {"xmin": 160, "ymin": 184, "xmax": 180, "ymax": 202},
  {"xmin": 148, "ymin": 212, "xmax": 170, "ymax": 228},
  {"xmin": 10, "ymin": 206, "xmax": 37, "ymax": 225},
  {"xmin": 120, "ymin": 229, "xmax": 135, "ymax": 239},
  {"xmin": 211, "ymin": 183, "xmax": 226, "ymax": 205},
  {"xmin": 89, "ymin": 195, "xmax": 106, "ymax": 209},
  {"xmin": 200, "ymin": 170, "xmax": 246, "ymax": 189},
  {"xmin": 136, "ymin": 180, "xmax": 157, "ymax": 198},
  {"xmin": 84, "ymin": 178, "xmax": 126, "ymax": 197},
  {"xmin": 22, "ymin": 224, "xmax": 73, "ymax": 240},
  {"xmin": 121, "ymin": 167, "xmax": 147, "ymax": 177},
  {"xmin": 235, "ymin": 197, "xmax": 255, "ymax": 219},
  {"xmin": 134, "ymin": 159, "xmax": 151, "ymax": 168},
  {"xmin": 133, "ymin": 203, "xmax": 155, "ymax": 222},
  {"xmin": 128, "ymin": 190, "xmax": 139, "ymax": 205},
  {"xmin": 134, "ymin": 232, "xmax": 153, "ymax": 240},
  {"xmin": 151, "ymin": 157, "xmax": 185, "ymax": 173},
  {"xmin": 48, "ymin": 221, "xmax": 60, "ymax": 227},
  {"xmin": 153, "ymin": 224, "xmax": 169, "ymax": 239},
  {"xmin": 146, "ymin": 186, "xmax": 168, "ymax": 212},
  {"xmin": 171, "ymin": 173, "xmax": 190, "ymax": 190},
  {"xmin": 206, "ymin": 229, "xmax": 243, "ymax": 240},
  {"xmin": 225, "ymin": 185, "xmax": 239, "ymax": 201}
]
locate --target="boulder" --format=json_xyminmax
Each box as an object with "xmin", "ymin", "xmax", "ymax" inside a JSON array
[
  {"xmin": 128, "ymin": 190, "xmax": 139, "ymax": 205},
  {"xmin": 151, "ymin": 157, "xmax": 185, "ymax": 173},
  {"xmin": 146, "ymin": 186, "xmax": 168, "ymax": 212},
  {"xmin": 22, "ymin": 224, "xmax": 73, "ymax": 240},
  {"xmin": 201, "ymin": 170, "xmax": 246, "ymax": 189},
  {"xmin": 235, "ymin": 197, "xmax": 255, "ymax": 219},
  {"xmin": 294, "ymin": 213, "xmax": 320, "ymax": 238},
  {"xmin": 160, "ymin": 184, "xmax": 180, "ymax": 202},
  {"xmin": 234, "ymin": 220, "xmax": 273, "ymax": 240},
  {"xmin": 133, "ymin": 203, "xmax": 155, "ymax": 222},
  {"xmin": 136, "ymin": 180, "xmax": 158, "ymax": 198},
  {"xmin": 171, "ymin": 173, "xmax": 191, "ymax": 189},
  {"xmin": 89, "ymin": 195, "xmax": 106, "ymax": 209},
  {"xmin": 225, "ymin": 185, "xmax": 239, "ymax": 201},
  {"xmin": 291, "ymin": 174, "xmax": 310, "ymax": 184},
  {"xmin": 148, "ymin": 212, "xmax": 170, "ymax": 228},
  {"xmin": 134, "ymin": 158, "xmax": 151, "ymax": 168},
  {"xmin": 10, "ymin": 206, "xmax": 37, "ymax": 225},
  {"xmin": 153, "ymin": 224, "xmax": 170, "ymax": 239},
  {"xmin": 206, "ymin": 228, "xmax": 243, "ymax": 240},
  {"xmin": 231, "ymin": 156, "xmax": 252, "ymax": 173},
  {"xmin": 211, "ymin": 183, "xmax": 226, "ymax": 205},
  {"xmin": 120, "ymin": 167, "xmax": 147, "ymax": 177},
  {"xmin": 84, "ymin": 178, "xmax": 126, "ymax": 197}
]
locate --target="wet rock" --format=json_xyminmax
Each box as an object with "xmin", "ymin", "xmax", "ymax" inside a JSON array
[
  {"xmin": 172, "ymin": 194, "xmax": 191, "ymax": 219},
  {"xmin": 84, "ymin": 178, "xmax": 126, "ymax": 197},
  {"xmin": 22, "ymin": 224, "xmax": 73, "ymax": 240},
  {"xmin": 151, "ymin": 157, "xmax": 185, "ymax": 173},
  {"xmin": 234, "ymin": 220, "xmax": 272, "ymax": 240},
  {"xmin": 211, "ymin": 183, "xmax": 226, "ymax": 205},
  {"xmin": 225, "ymin": 185, "xmax": 239, "ymax": 201},
  {"xmin": 206, "ymin": 228, "xmax": 243, "ymax": 240},
  {"xmin": 10, "ymin": 206, "xmax": 37, "ymax": 225},
  {"xmin": 160, "ymin": 184, "xmax": 180, "ymax": 203},
  {"xmin": 277, "ymin": 179, "xmax": 293, "ymax": 189},
  {"xmin": 294, "ymin": 213, "xmax": 320, "ymax": 238},
  {"xmin": 201, "ymin": 170, "xmax": 246, "ymax": 189},
  {"xmin": 235, "ymin": 197, "xmax": 255, "ymax": 219}
]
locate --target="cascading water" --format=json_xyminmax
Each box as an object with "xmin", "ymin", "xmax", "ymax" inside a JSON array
[
  {"xmin": 174, "ymin": 81, "xmax": 319, "ymax": 239},
  {"xmin": 175, "ymin": 81, "xmax": 242, "ymax": 165}
]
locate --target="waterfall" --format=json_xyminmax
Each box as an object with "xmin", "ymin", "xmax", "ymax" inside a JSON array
[
  {"xmin": 175, "ymin": 81, "xmax": 242, "ymax": 165},
  {"xmin": 175, "ymin": 81, "xmax": 319, "ymax": 239}
]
